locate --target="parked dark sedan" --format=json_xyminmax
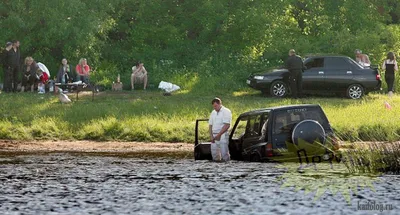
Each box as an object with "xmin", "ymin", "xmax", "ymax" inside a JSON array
[{"xmin": 247, "ymin": 55, "xmax": 382, "ymax": 99}]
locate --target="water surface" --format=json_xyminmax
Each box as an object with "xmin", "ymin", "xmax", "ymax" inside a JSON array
[{"xmin": 0, "ymin": 154, "xmax": 399, "ymax": 214}]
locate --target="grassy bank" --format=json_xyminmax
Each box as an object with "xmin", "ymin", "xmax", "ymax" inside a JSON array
[{"xmin": 1, "ymin": 88, "xmax": 400, "ymax": 142}]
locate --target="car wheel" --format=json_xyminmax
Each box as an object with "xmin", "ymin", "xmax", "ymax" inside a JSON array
[
  {"xmin": 347, "ymin": 84, "xmax": 364, "ymax": 99},
  {"xmin": 270, "ymin": 81, "xmax": 288, "ymax": 97},
  {"xmin": 250, "ymin": 151, "xmax": 261, "ymax": 162}
]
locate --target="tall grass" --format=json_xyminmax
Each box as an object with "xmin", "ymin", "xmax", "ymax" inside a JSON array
[
  {"xmin": 341, "ymin": 142, "xmax": 400, "ymax": 174},
  {"xmin": 1, "ymin": 83, "xmax": 400, "ymax": 143}
]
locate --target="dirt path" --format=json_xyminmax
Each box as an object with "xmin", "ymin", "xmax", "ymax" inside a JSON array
[{"xmin": 0, "ymin": 140, "xmax": 193, "ymax": 157}]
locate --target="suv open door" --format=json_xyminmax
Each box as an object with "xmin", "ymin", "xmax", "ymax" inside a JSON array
[{"xmin": 194, "ymin": 119, "xmax": 212, "ymax": 160}]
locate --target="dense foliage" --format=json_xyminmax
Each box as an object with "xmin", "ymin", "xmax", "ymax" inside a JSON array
[{"xmin": 1, "ymin": 0, "xmax": 400, "ymax": 90}]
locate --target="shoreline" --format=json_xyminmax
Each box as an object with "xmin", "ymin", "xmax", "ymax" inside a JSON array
[
  {"xmin": 0, "ymin": 140, "xmax": 193, "ymax": 158},
  {"xmin": 1, "ymin": 140, "xmax": 397, "ymax": 158}
]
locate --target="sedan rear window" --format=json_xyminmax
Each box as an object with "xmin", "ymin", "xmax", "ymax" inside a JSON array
[
  {"xmin": 325, "ymin": 57, "xmax": 349, "ymax": 69},
  {"xmin": 305, "ymin": 58, "xmax": 324, "ymax": 69}
]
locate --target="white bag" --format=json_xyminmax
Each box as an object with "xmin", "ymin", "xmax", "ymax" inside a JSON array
[{"xmin": 158, "ymin": 81, "xmax": 180, "ymax": 93}]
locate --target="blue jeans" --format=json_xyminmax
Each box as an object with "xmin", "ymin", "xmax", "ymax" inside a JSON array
[{"xmin": 77, "ymin": 75, "xmax": 89, "ymax": 84}]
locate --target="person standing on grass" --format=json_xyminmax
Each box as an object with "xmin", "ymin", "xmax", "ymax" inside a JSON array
[
  {"xmin": 2, "ymin": 42, "xmax": 13, "ymax": 92},
  {"xmin": 285, "ymin": 49, "xmax": 304, "ymax": 98},
  {"xmin": 382, "ymin": 52, "xmax": 398, "ymax": 97},
  {"xmin": 76, "ymin": 58, "xmax": 90, "ymax": 83},
  {"xmin": 8, "ymin": 40, "xmax": 21, "ymax": 92},
  {"xmin": 208, "ymin": 97, "xmax": 232, "ymax": 162}
]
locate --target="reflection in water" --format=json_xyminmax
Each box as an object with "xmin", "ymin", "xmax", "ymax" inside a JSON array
[{"xmin": 0, "ymin": 154, "xmax": 398, "ymax": 214}]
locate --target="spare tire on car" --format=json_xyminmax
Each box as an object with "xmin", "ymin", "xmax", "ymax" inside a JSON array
[{"xmin": 291, "ymin": 120, "xmax": 326, "ymax": 146}]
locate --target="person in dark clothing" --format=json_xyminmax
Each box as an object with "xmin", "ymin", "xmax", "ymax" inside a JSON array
[
  {"xmin": 56, "ymin": 58, "xmax": 73, "ymax": 91},
  {"xmin": 285, "ymin": 49, "xmax": 305, "ymax": 98},
  {"xmin": 57, "ymin": 58, "xmax": 73, "ymax": 83},
  {"xmin": 382, "ymin": 52, "xmax": 398, "ymax": 97},
  {"xmin": 21, "ymin": 56, "xmax": 39, "ymax": 92},
  {"xmin": 2, "ymin": 42, "xmax": 13, "ymax": 92},
  {"xmin": 7, "ymin": 40, "xmax": 21, "ymax": 92}
]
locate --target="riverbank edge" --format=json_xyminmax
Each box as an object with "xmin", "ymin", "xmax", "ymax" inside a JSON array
[
  {"xmin": 0, "ymin": 140, "xmax": 193, "ymax": 158},
  {"xmin": 0, "ymin": 140, "xmax": 395, "ymax": 156}
]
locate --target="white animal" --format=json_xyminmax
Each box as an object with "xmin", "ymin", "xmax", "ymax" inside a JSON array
[{"xmin": 58, "ymin": 90, "xmax": 71, "ymax": 104}]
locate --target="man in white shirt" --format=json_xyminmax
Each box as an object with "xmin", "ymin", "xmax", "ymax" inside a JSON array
[{"xmin": 208, "ymin": 98, "xmax": 232, "ymax": 161}]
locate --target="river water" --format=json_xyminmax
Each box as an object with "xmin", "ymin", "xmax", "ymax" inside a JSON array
[{"xmin": 0, "ymin": 153, "xmax": 399, "ymax": 215}]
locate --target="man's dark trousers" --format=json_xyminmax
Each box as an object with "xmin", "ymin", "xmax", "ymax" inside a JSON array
[
  {"xmin": 2, "ymin": 67, "xmax": 12, "ymax": 92},
  {"xmin": 289, "ymin": 69, "xmax": 302, "ymax": 98},
  {"xmin": 10, "ymin": 66, "xmax": 19, "ymax": 92}
]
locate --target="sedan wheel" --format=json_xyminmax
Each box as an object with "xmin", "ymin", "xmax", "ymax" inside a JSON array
[
  {"xmin": 270, "ymin": 81, "xmax": 287, "ymax": 97},
  {"xmin": 347, "ymin": 84, "xmax": 364, "ymax": 99}
]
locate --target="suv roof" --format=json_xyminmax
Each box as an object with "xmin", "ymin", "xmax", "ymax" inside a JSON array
[{"xmin": 238, "ymin": 104, "xmax": 321, "ymax": 117}]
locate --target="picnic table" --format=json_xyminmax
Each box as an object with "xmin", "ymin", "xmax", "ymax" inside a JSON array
[{"xmin": 54, "ymin": 83, "xmax": 96, "ymax": 101}]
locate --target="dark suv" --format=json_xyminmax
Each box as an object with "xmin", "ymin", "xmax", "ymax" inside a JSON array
[
  {"xmin": 247, "ymin": 55, "xmax": 381, "ymax": 99},
  {"xmin": 194, "ymin": 104, "xmax": 340, "ymax": 162}
]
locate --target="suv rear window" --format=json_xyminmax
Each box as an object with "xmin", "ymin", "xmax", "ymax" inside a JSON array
[{"xmin": 273, "ymin": 107, "xmax": 329, "ymax": 135}]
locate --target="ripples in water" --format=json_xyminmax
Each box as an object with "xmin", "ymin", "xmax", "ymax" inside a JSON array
[{"xmin": 0, "ymin": 154, "xmax": 399, "ymax": 215}]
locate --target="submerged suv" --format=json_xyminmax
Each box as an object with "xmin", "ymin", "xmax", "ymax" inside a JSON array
[{"xmin": 194, "ymin": 104, "xmax": 340, "ymax": 162}]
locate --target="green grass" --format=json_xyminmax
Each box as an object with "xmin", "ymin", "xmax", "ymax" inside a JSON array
[{"xmin": 1, "ymin": 88, "xmax": 400, "ymax": 143}]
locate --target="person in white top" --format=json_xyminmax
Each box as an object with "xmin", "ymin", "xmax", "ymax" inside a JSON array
[
  {"xmin": 131, "ymin": 61, "xmax": 148, "ymax": 90},
  {"xmin": 382, "ymin": 52, "xmax": 398, "ymax": 97},
  {"xmin": 208, "ymin": 97, "xmax": 232, "ymax": 161}
]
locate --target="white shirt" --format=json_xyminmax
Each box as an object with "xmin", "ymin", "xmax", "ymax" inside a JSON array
[{"xmin": 209, "ymin": 106, "xmax": 232, "ymax": 134}]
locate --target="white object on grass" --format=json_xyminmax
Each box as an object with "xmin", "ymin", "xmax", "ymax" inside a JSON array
[
  {"xmin": 58, "ymin": 90, "xmax": 71, "ymax": 104},
  {"xmin": 158, "ymin": 81, "xmax": 180, "ymax": 93}
]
